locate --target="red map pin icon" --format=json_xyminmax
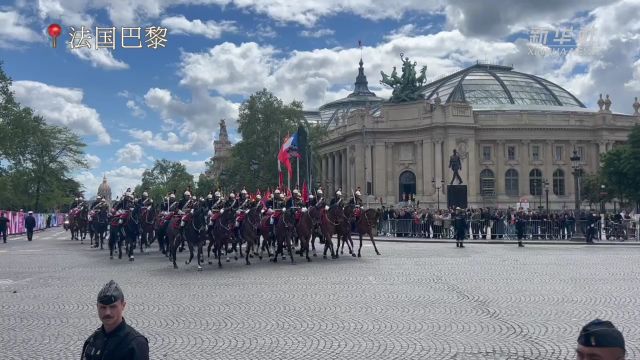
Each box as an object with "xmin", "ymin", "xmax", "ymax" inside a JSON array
[{"xmin": 47, "ymin": 23, "xmax": 62, "ymax": 48}]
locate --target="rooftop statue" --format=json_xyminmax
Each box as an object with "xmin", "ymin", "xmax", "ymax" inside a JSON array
[{"xmin": 380, "ymin": 53, "xmax": 428, "ymax": 102}]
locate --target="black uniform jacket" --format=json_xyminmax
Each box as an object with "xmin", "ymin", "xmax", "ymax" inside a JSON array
[{"xmin": 81, "ymin": 318, "xmax": 149, "ymax": 360}]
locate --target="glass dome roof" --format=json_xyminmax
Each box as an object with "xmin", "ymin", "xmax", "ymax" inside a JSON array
[{"xmin": 423, "ymin": 63, "xmax": 586, "ymax": 110}]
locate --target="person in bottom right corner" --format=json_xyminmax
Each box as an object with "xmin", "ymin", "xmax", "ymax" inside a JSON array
[{"xmin": 576, "ymin": 319, "xmax": 625, "ymax": 360}]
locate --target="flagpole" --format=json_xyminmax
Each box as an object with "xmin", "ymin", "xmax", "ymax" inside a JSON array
[{"xmin": 296, "ymin": 156, "xmax": 300, "ymax": 188}]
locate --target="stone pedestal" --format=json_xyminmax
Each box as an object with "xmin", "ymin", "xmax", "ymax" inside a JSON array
[{"xmin": 447, "ymin": 185, "xmax": 468, "ymax": 209}]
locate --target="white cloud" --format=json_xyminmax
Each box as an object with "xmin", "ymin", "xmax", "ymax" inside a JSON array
[
  {"xmin": 0, "ymin": 10, "xmax": 41, "ymax": 48},
  {"xmin": 160, "ymin": 15, "xmax": 237, "ymax": 39},
  {"xmin": 300, "ymin": 28, "xmax": 335, "ymax": 38},
  {"xmin": 11, "ymin": 80, "xmax": 111, "ymax": 144},
  {"xmin": 179, "ymin": 42, "xmax": 277, "ymax": 95},
  {"xmin": 75, "ymin": 165, "xmax": 146, "ymax": 199},
  {"xmin": 67, "ymin": 47, "xmax": 129, "ymax": 70},
  {"xmin": 384, "ymin": 24, "xmax": 419, "ymax": 40},
  {"xmin": 179, "ymin": 159, "xmax": 207, "ymax": 177},
  {"xmin": 116, "ymin": 143, "xmax": 144, "ymax": 163},
  {"xmin": 126, "ymin": 100, "xmax": 146, "ymax": 118},
  {"xmin": 136, "ymin": 87, "xmax": 238, "ymax": 152},
  {"xmin": 85, "ymin": 154, "xmax": 101, "ymax": 169}
]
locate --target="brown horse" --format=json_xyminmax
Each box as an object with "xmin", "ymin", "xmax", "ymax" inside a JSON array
[
  {"xmin": 272, "ymin": 208, "xmax": 296, "ymax": 264},
  {"xmin": 207, "ymin": 208, "xmax": 235, "ymax": 268},
  {"xmin": 70, "ymin": 206, "xmax": 88, "ymax": 242},
  {"xmin": 166, "ymin": 214, "xmax": 183, "ymax": 268},
  {"xmin": 294, "ymin": 209, "xmax": 313, "ymax": 262},
  {"xmin": 319, "ymin": 206, "xmax": 343, "ymax": 259},
  {"xmin": 237, "ymin": 206, "xmax": 261, "ymax": 265},
  {"xmin": 344, "ymin": 204, "xmax": 381, "ymax": 257},
  {"xmin": 89, "ymin": 207, "xmax": 109, "ymax": 249},
  {"xmin": 258, "ymin": 213, "xmax": 274, "ymax": 260},
  {"xmin": 307, "ymin": 205, "xmax": 324, "ymax": 257},
  {"xmin": 139, "ymin": 204, "xmax": 156, "ymax": 250},
  {"xmin": 177, "ymin": 203, "xmax": 208, "ymax": 270}
]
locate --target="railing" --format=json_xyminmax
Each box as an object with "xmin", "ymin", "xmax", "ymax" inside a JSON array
[
  {"xmin": 376, "ymin": 219, "xmax": 640, "ymax": 242},
  {"xmin": 0, "ymin": 210, "xmax": 65, "ymax": 235}
]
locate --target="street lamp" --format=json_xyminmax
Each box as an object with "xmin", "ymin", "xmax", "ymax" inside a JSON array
[
  {"xmin": 432, "ymin": 178, "xmax": 444, "ymax": 210},
  {"xmin": 544, "ymin": 179, "xmax": 549, "ymax": 214},
  {"xmin": 570, "ymin": 149, "xmax": 583, "ymax": 239}
]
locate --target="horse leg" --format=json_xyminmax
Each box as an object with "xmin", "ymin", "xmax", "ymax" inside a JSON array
[
  {"xmin": 109, "ymin": 231, "xmax": 114, "ymax": 259},
  {"xmin": 369, "ymin": 230, "xmax": 381, "ymax": 255},
  {"xmin": 287, "ymin": 235, "xmax": 295, "ymax": 264},
  {"xmin": 225, "ymin": 241, "xmax": 231, "ymax": 263},
  {"xmin": 217, "ymin": 241, "xmax": 223, "ymax": 268},
  {"xmin": 171, "ymin": 238, "xmax": 179, "ymax": 269},
  {"xmin": 245, "ymin": 237, "xmax": 252, "ymax": 265},
  {"xmin": 185, "ymin": 239, "xmax": 194, "ymax": 265},
  {"xmin": 358, "ymin": 233, "xmax": 364, "ymax": 257},
  {"xmin": 118, "ymin": 236, "xmax": 123, "ymax": 259},
  {"xmin": 196, "ymin": 242, "xmax": 203, "ymax": 271},
  {"xmin": 128, "ymin": 236, "xmax": 135, "ymax": 261}
]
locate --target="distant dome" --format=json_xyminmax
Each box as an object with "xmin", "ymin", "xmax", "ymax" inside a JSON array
[
  {"xmin": 423, "ymin": 63, "xmax": 587, "ymax": 111},
  {"xmin": 97, "ymin": 175, "xmax": 112, "ymax": 200},
  {"xmin": 318, "ymin": 58, "xmax": 384, "ymax": 128}
]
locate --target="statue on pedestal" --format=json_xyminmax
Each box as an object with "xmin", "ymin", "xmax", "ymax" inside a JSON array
[{"xmin": 449, "ymin": 149, "xmax": 463, "ymax": 185}]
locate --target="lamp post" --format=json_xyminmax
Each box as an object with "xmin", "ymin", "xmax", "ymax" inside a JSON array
[
  {"xmin": 432, "ymin": 178, "xmax": 444, "ymax": 210},
  {"xmin": 570, "ymin": 149, "xmax": 583, "ymax": 239},
  {"xmin": 544, "ymin": 179, "xmax": 549, "ymax": 215}
]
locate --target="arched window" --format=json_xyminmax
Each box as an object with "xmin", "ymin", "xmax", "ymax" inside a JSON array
[
  {"xmin": 529, "ymin": 169, "xmax": 543, "ymax": 196},
  {"xmin": 480, "ymin": 169, "xmax": 495, "ymax": 196},
  {"xmin": 505, "ymin": 169, "xmax": 519, "ymax": 196},
  {"xmin": 553, "ymin": 169, "xmax": 565, "ymax": 195},
  {"xmin": 398, "ymin": 171, "xmax": 416, "ymax": 201}
]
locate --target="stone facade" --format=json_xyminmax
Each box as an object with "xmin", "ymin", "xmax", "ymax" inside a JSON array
[{"xmin": 316, "ymin": 100, "xmax": 640, "ymax": 209}]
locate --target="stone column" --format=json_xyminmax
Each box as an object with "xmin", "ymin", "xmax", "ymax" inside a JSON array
[
  {"xmin": 415, "ymin": 140, "xmax": 424, "ymax": 196},
  {"xmin": 342, "ymin": 148, "xmax": 348, "ymax": 191},
  {"xmin": 467, "ymin": 138, "xmax": 478, "ymax": 202},
  {"xmin": 329, "ymin": 152, "xmax": 335, "ymax": 194},
  {"xmin": 385, "ymin": 142, "xmax": 394, "ymax": 202},
  {"xmin": 544, "ymin": 140, "xmax": 553, "ymax": 197},
  {"xmin": 434, "ymin": 138, "xmax": 443, "ymax": 186},
  {"xmin": 496, "ymin": 140, "xmax": 504, "ymax": 197},
  {"xmin": 423, "ymin": 139, "xmax": 434, "ymax": 195},
  {"xmin": 519, "ymin": 140, "xmax": 529, "ymax": 196},
  {"xmin": 374, "ymin": 143, "xmax": 386, "ymax": 198}
]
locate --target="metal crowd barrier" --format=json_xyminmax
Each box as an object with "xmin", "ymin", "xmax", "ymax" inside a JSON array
[{"xmin": 376, "ymin": 218, "xmax": 640, "ymax": 242}]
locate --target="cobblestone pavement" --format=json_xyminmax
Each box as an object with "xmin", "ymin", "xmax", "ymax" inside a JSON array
[{"xmin": 1, "ymin": 228, "xmax": 639, "ymax": 359}]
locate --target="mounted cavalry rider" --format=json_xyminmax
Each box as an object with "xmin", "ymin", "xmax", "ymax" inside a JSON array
[
  {"xmin": 211, "ymin": 190, "xmax": 224, "ymax": 210},
  {"xmin": 205, "ymin": 192, "xmax": 215, "ymax": 210},
  {"xmin": 91, "ymin": 196, "xmax": 103, "ymax": 210},
  {"xmin": 224, "ymin": 191, "xmax": 239, "ymax": 210},
  {"xmin": 178, "ymin": 189, "xmax": 197, "ymax": 230},
  {"xmin": 166, "ymin": 192, "xmax": 177, "ymax": 212},
  {"xmin": 138, "ymin": 191, "xmax": 152, "ymax": 208},
  {"xmin": 238, "ymin": 188, "xmax": 251, "ymax": 210},
  {"xmin": 349, "ymin": 187, "xmax": 364, "ymax": 220},
  {"xmin": 330, "ymin": 188, "xmax": 344, "ymax": 207}
]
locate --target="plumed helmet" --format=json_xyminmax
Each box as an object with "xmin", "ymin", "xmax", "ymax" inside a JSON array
[
  {"xmin": 96, "ymin": 195, "xmax": 101, "ymax": 199},
  {"xmin": 229, "ymin": 193, "xmax": 236, "ymax": 198},
  {"xmin": 317, "ymin": 189, "xmax": 323, "ymax": 195},
  {"xmin": 169, "ymin": 193, "xmax": 176, "ymax": 199},
  {"xmin": 241, "ymin": 189, "xmax": 247, "ymax": 195},
  {"xmin": 274, "ymin": 189, "xmax": 281, "ymax": 195},
  {"xmin": 215, "ymin": 191, "xmax": 221, "ymax": 197},
  {"xmin": 355, "ymin": 190, "xmax": 361, "ymax": 196},
  {"xmin": 309, "ymin": 194, "xmax": 315, "ymax": 199},
  {"xmin": 142, "ymin": 191, "xmax": 148, "ymax": 197},
  {"xmin": 256, "ymin": 194, "xmax": 262, "ymax": 200},
  {"xmin": 75, "ymin": 197, "xmax": 79, "ymax": 201},
  {"xmin": 184, "ymin": 191, "xmax": 191, "ymax": 197},
  {"xmin": 336, "ymin": 190, "xmax": 342, "ymax": 196},
  {"xmin": 207, "ymin": 193, "xmax": 213, "ymax": 199},
  {"xmin": 293, "ymin": 189, "xmax": 300, "ymax": 195}
]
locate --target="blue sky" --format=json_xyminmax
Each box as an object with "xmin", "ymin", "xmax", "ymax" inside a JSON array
[{"xmin": 1, "ymin": 0, "xmax": 639, "ymax": 197}]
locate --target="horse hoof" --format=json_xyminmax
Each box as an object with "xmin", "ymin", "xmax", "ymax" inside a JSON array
[
  {"xmin": 282, "ymin": 257, "xmax": 286, "ymax": 261},
  {"xmin": 357, "ymin": 253, "xmax": 361, "ymax": 258},
  {"xmin": 352, "ymin": 253, "xmax": 356, "ymax": 257},
  {"xmin": 110, "ymin": 256, "xmax": 113, "ymax": 259},
  {"xmin": 246, "ymin": 262, "xmax": 250, "ymax": 266},
  {"xmin": 234, "ymin": 256, "xmax": 238, "ymax": 261},
  {"xmin": 129, "ymin": 257, "xmax": 134, "ymax": 261},
  {"xmin": 332, "ymin": 255, "xmax": 337, "ymax": 259},
  {"xmin": 173, "ymin": 264, "xmax": 178, "ymax": 269},
  {"xmin": 313, "ymin": 253, "xmax": 317, "ymax": 257},
  {"xmin": 335, "ymin": 254, "xmax": 339, "ymax": 258},
  {"xmin": 185, "ymin": 261, "xmax": 189, "ymax": 265},
  {"xmin": 226, "ymin": 259, "xmax": 230, "ymax": 262},
  {"xmin": 197, "ymin": 266, "xmax": 203, "ymax": 271},
  {"xmin": 376, "ymin": 252, "xmax": 381, "ymax": 255},
  {"xmin": 307, "ymin": 258, "xmax": 312, "ymax": 262},
  {"xmin": 259, "ymin": 256, "xmax": 263, "ymax": 260},
  {"xmin": 249, "ymin": 254, "xmax": 254, "ymax": 258},
  {"xmin": 323, "ymin": 255, "xmax": 327, "ymax": 259},
  {"xmin": 208, "ymin": 261, "xmax": 213, "ymax": 265}
]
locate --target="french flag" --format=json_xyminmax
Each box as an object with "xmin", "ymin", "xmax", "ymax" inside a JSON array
[{"xmin": 278, "ymin": 132, "xmax": 300, "ymax": 178}]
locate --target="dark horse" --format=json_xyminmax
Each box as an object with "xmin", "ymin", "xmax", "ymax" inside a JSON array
[
  {"xmin": 272, "ymin": 208, "xmax": 296, "ymax": 264},
  {"xmin": 319, "ymin": 205, "xmax": 343, "ymax": 259},
  {"xmin": 123, "ymin": 204, "xmax": 141, "ymax": 261},
  {"xmin": 90, "ymin": 207, "xmax": 109, "ymax": 249},
  {"xmin": 344, "ymin": 204, "xmax": 381, "ymax": 257},
  {"xmin": 70, "ymin": 205, "xmax": 88, "ymax": 243},
  {"xmin": 140, "ymin": 204, "xmax": 156, "ymax": 250},
  {"xmin": 174, "ymin": 202, "xmax": 208, "ymax": 270},
  {"xmin": 307, "ymin": 205, "xmax": 324, "ymax": 257},
  {"xmin": 154, "ymin": 210, "xmax": 171, "ymax": 256},
  {"xmin": 109, "ymin": 210, "xmax": 125, "ymax": 259},
  {"xmin": 207, "ymin": 208, "xmax": 236, "ymax": 268},
  {"xmin": 236, "ymin": 206, "xmax": 262, "ymax": 265}
]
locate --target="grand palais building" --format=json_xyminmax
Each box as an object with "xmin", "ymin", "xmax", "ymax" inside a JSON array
[{"xmin": 310, "ymin": 60, "xmax": 640, "ymax": 209}]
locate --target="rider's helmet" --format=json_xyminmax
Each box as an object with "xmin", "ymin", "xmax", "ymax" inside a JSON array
[
  {"xmin": 142, "ymin": 191, "xmax": 148, "ymax": 197},
  {"xmin": 207, "ymin": 193, "xmax": 213, "ymax": 200},
  {"xmin": 184, "ymin": 190, "xmax": 191, "ymax": 197}
]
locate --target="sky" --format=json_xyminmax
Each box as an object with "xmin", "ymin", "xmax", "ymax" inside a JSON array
[{"xmin": 1, "ymin": 0, "xmax": 639, "ymax": 198}]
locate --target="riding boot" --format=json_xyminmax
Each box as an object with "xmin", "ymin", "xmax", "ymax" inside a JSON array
[
  {"xmin": 456, "ymin": 241, "xmax": 460, "ymax": 247},
  {"xmin": 518, "ymin": 241, "xmax": 524, "ymax": 247},
  {"xmin": 459, "ymin": 241, "xmax": 464, "ymax": 248}
]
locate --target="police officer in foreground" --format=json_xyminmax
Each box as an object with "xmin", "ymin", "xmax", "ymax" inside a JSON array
[
  {"xmin": 576, "ymin": 319, "xmax": 625, "ymax": 360},
  {"xmin": 82, "ymin": 280, "xmax": 149, "ymax": 360},
  {"xmin": 453, "ymin": 207, "xmax": 466, "ymax": 248}
]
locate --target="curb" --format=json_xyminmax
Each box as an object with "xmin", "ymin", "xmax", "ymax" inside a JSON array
[{"xmin": 371, "ymin": 237, "xmax": 640, "ymax": 246}]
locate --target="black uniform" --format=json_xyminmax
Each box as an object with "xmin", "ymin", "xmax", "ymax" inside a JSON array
[
  {"xmin": 453, "ymin": 212, "xmax": 466, "ymax": 247},
  {"xmin": 25, "ymin": 214, "xmax": 36, "ymax": 241},
  {"xmin": 348, "ymin": 196, "xmax": 363, "ymax": 207},
  {"xmin": 515, "ymin": 215, "xmax": 526, "ymax": 247},
  {"xmin": 0, "ymin": 214, "xmax": 8, "ymax": 243},
  {"xmin": 81, "ymin": 318, "xmax": 149, "ymax": 360},
  {"xmin": 329, "ymin": 197, "xmax": 343, "ymax": 207}
]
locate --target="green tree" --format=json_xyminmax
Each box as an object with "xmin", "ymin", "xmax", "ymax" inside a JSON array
[
  {"xmin": 224, "ymin": 89, "xmax": 326, "ymax": 191},
  {"xmin": 0, "ymin": 62, "xmax": 86, "ymax": 212},
  {"xmin": 135, "ymin": 159, "xmax": 194, "ymax": 203}
]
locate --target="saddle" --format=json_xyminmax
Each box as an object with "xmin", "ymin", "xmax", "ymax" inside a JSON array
[
  {"xmin": 210, "ymin": 210, "xmax": 222, "ymax": 222},
  {"xmin": 236, "ymin": 210, "xmax": 246, "ymax": 224},
  {"xmin": 295, "ymin": 209, "xmax": 302, "ymax": 221},
  {"xmin": 354, "ymin": 207, "xmax": 362, "ymax": 218}
]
